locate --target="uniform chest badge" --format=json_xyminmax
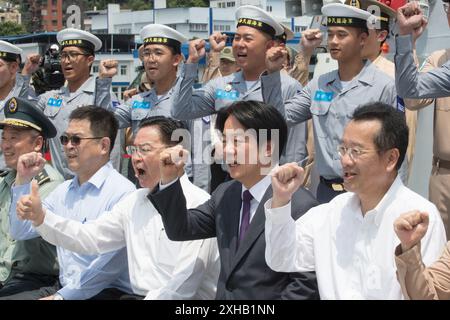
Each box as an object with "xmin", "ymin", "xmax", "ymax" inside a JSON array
[
  {"xmin": 225, "ymin": 84, "xmax": 233, "ymax": 92},
  {"xmin": 8, "ymin": 98, "xmax": 17, "ymax": 113}
]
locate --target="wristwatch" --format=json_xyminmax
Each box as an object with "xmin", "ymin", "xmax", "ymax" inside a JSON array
[{"xmin": 53, "ymin": 293, "xmax": 64, "ymax": 300}]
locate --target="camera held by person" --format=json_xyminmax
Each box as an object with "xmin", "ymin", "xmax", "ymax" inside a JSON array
[{"xmin": 31, "ymin": 44, "xmax": 65, "ymax": 95}]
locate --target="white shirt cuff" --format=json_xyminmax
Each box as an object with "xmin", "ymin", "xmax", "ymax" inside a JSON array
[
  {"xmin": 159, "ymin": 178, "xmax": 179, "ymax": 191},
  {"xmin": 264, "ymin": 199, "xmax": 294, "ymax": 224}
]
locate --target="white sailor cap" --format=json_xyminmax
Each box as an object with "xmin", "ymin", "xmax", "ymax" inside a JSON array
[
  {"xmin": 235, "ymin": 5, "xmax": 284, "ymax": 37},
  {"xmin": 345, "ymin": 0, "xmax": 397, "ymax": 30},
  {"xmin": 274, "ymin": 19, "xmax": 294, "ymax": 43},
  {"xmin": 57, "ymin": 28, "xmax": 102, "ymax": 53},
  {"xmin": 322, "ymin": 3, "xmax": 375, "ymax": 29},
  {"xmin": 140, "ymin": 24, "xmax": 187, "ymax": 53},
  {"xmin": 0, "ymin": 40, "xmax": 22, "ymax": 62}
]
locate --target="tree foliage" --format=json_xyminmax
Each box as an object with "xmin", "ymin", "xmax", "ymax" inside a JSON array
[
  {"xmin": 122, "ymin": 0, "xmax": 152, "ymax": 10},
  {"xmin": 84, "ymin": 0, "xmax": 208, "ymax": 10},
  {"xmin": 167, "ymin": 0, "xmax": 208, "ymax": 7},
  {"xmin": 0, "ymin": 21, "xmax": 26, "ymax": 36},
  {"xmin": 84, "ymin": 0, "xmax": 152, "ymax": 10}
]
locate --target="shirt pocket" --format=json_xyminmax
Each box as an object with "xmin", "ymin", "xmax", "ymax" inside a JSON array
[
  {"xmin": 310, "ymin": 100, "xmax": 332, "ymax": 138},
  {"xmin": 131, "ymin": 100, "xmax": 151, "ymax": 121},
  {"xmin": 43, "ymin": 98, "xmax": 64, "ymax": 118},
  {"xmin": 214, "ymin": 99, "xmax": 234, "ymax": 111},
  {"xmin": 156, "ymin": 228, "xmax": 179, "ymax": 270},
  {"xmin": 214, "ymin": 89, "xmax": 239, "ymax": 110}
]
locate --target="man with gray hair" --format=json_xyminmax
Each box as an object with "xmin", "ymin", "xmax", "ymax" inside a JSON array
[{"xmin": 4, "ymin": 107, "xmax": 134, "ymax": 300}]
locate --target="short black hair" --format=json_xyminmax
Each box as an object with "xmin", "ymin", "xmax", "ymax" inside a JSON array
[
  {"xmin": 69, "ymin": 106, "xmax": 118, "ymax": 153},
  {"xmin": 215, "ymin": 100, "xmax": 288, "ymax": 159},
  {"xmin": 352, "ymin": 102, "xmax": 408, "ymax": 170},
  {"xmin": 138, "ymin": 116, "xmax": 186, "ymax": 147},
  {"xmin": 78, "ymin": 46, "xmax": 94, "ymax": 57},
  {"xmin": 80, "ymin": 47, "xmax": 95, "ymax": 72},
  {"xmin": 356, "ymin": 26, "xmax": 369, "ymax": 36}
]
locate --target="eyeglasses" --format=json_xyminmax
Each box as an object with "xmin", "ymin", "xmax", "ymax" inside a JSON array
[
  {"xmin": 142, "ymin": 50, "xmax": 165, "ymax": 60},
  {"xmin": 60, "ymin": 134, "xmax": 104, "ymax": 146},
  {"xmin": 337, "ymin": 145, "xmax": 377, "ymax": 161},
  {"xmin": 59, "ymin": 51, "xmax": 90, "ymax": 61},
  {"xmin": 126, "ymin": 144, "xmax": 158, "ymax": 156},
  {"xmin": 444, "ymin": 1, "xmax": 449, "ymax": 13}
]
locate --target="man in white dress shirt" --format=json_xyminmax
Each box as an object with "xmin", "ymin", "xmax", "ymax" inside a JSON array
[
  {"xmin": 264, "ymin": 102, "xmax": 447, "ymax": 299},
  {"xmin": 14, "ymin": 116, "xmax": 220, "ymax": 299}
]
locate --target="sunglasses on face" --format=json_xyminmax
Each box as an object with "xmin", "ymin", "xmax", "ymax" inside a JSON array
[{"xmin": 60, "ymin": 134, "xmax": 103, "ymax": 146}]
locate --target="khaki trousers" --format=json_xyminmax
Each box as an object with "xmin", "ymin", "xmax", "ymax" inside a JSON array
[{"xmin": 429, "ymin": 165, "xmax": 450, "ymax": 240}]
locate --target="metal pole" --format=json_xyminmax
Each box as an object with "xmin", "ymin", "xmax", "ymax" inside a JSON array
[
  {"xmin": 153, "ymin": 0, "xmax": 156, "ymax": 24},
  {"xmin": 209, "ymin": 7, "xmax": 213, "ymax": 35}
]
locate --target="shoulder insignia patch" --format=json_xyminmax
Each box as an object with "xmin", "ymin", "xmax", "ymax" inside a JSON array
[{"xmin": 36, "ymin": 169, "xmax": 51, "ymax": 186}]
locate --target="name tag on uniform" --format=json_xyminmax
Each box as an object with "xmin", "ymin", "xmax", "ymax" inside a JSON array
[
  {"xmin": 215, "ymin": 89, "xmax": 239, "ymax": 101},
  {"xmin": 132, "ymin": 101, "xmax": 151, "ymax": 109},
  {"xmin": 47, "ymin": 98, "xmax": 63, "ymax": 107},
  {"xmin": 313, "ymin": 90, "xmax": 334, "ymax": 102}
]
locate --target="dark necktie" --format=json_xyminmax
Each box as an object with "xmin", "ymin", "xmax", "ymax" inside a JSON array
[{"xmin": 239, "ymin": 190, "xmax": 253, "ymax": 245}]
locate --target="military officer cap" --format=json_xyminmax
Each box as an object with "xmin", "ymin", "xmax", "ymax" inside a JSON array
[
  {"xmin": 140, "ymin": 24, "xmax": 187, "ymax": 54},
  {"xmin": 345, "ymin": 0, "xmax": 399, "ymax": 30},
  {"xmin": 57, "ymin": 28, "xmax": 102, "ymax": 55},
  {"xmin": 235, "ymin": 5, "xmax": 284, "ymax": 38},
  {"xmin": 0, "ymin": 40, "xmax": 22, "ymax": 62},
  {"xmin": 322, "ymin": 3, "xmax": 376, "ymax": 29},
  {"xmin": 219, "ymin": 46, "xmax": 235, "ymax": 62},
  {"xmin": 0, "ymin": 97, "xmax": 57, "ymax": 139}
]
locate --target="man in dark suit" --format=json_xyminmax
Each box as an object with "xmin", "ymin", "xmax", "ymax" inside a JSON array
[{"xmin": 148, "ymin": 100, "xmax": 319, "ymax": 299}]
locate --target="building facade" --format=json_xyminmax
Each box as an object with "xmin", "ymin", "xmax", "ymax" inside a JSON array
[{"xmin": 0, "ymin": 2, "xmax": 21, "ymax": 24}]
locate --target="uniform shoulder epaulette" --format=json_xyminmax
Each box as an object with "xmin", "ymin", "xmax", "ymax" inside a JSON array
[
  {"xmin": 35, "ymin": 169, "xmax": 51, "ymax": 186},
  {"xmin": 0, "ymin": 170, "xmax": 8, "ymax": 178}
]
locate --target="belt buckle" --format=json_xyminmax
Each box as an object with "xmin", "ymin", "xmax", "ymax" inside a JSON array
[{"xmin": 331, "ymin": 183, "xmax": 344, "ymax": 192}]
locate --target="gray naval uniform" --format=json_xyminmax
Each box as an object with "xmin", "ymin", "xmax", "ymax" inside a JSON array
[
  {"xmin": 261, "ymin": 60, "xmax": 398, "ymax": 201},
  {"xmin": 396, "ymin": 35, "xmax": 450, "ymax": 99},
  {"xmin": 36, "ymin": 77, "xmax": 122, "ymax": 179},
  {"xmin": 97, "ymin": 77, "xmax": 199, "ymax": 186},
  {"xmin": 171, "ymin": 63, "xmax": 309, "ymax": 166},
  {"xmin": 0, "ymin": 74, "xmax": 35, "ymax": 172},
  {"xmin": 103, "ymin": 82, "xmax": 176, "ymax": 134}
]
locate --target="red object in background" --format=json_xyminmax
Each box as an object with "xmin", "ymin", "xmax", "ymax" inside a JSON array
[
  {"xmin": 381, "ymin": 42, "xmax": 390, "ymax": 54},
  {"xmin": 44, "ymin": 151, "xmax": 51, "ymax": 161},
  {"xmin": 377, "ymin": 0, "xmax": 407, "ymax": 11}
]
